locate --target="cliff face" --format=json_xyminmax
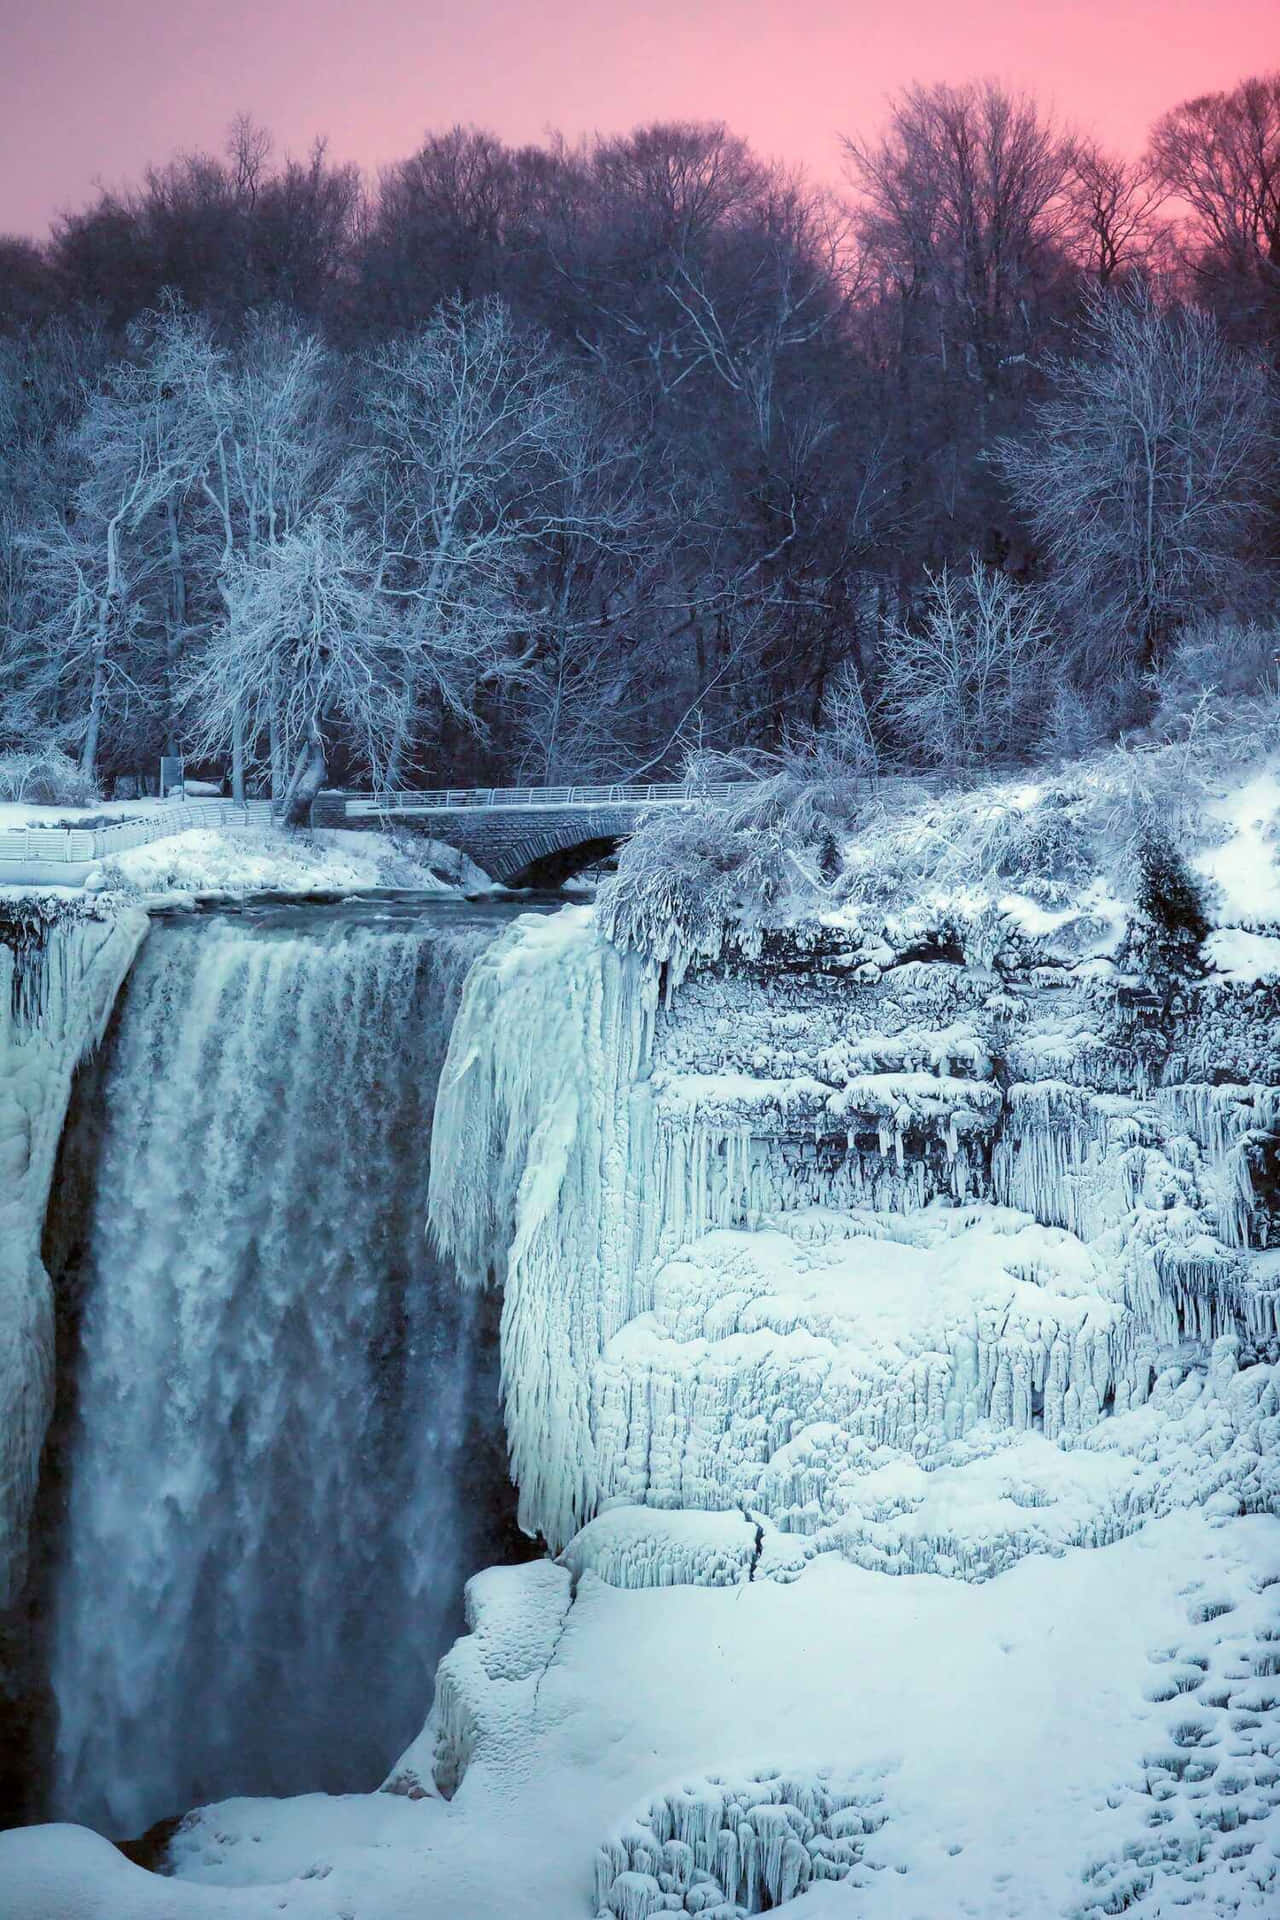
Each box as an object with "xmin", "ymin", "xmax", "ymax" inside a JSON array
[
  {"xmin": 432, "ymin": 907, "xmax": 1280, "ymax": 1581},
  {"xmin": 0, "ymin": 902, "xmax": 147, "ymax": 1608}
]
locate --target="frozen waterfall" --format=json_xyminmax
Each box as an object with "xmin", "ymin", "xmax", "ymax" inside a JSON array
[{"xmin": 43, "ymin": 903, "xmax": 515, "ymax": 1838}]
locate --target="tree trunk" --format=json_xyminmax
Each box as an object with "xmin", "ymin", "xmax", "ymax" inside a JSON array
[
  {"xmin": 80, "ymin": 651, "xmax": 105, "ymax": 784},
  {"xmin": 164, "ymin": 495, "xmax": 186, "ymax": 756},
  {"xmin": 283, "ymin": 722, "xmax": 328, "ymax": 828},
  {"xmin": 231, "ymin": 700, "xmax": 246, "ymax": 805}
]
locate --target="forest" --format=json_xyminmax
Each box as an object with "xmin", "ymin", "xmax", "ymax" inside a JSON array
[{"xmin": 0, "ymin": 73, "xmax": 1277, "ymax": 809}]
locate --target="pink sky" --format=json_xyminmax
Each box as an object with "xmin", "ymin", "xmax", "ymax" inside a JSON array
[{"xmin": 1, "ymin": 0, "xmax": 1274, "ymax": 238}]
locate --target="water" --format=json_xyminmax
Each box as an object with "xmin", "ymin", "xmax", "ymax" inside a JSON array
[{"xmin": 42, "ymin": 896, "xmax": 539, "ymax": 1837}]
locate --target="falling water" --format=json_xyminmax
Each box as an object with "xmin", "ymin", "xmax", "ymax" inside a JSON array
[{"xmin": 43, "ymin": 901, "xmax": 521, "ymax": 1837}]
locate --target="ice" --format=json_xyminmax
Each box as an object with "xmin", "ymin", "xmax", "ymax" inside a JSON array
[
  {"xmin": 433, "ymin": 900, "xmax": 1280, "ymax": 1574},
  {"xmin": 0, "ymin": 901, "xmax": 146, "ymax": 1603},
  {"xmin": 594, "ymin": 1764, "xmax": 891, "ymax": 1914},
  {"xmin": 430, "ymin": 908, "xmax": 660, "ymax": 1549},
  {"xmin": 563, "ymin": 1506, "xmax": 808, "ymax": 1590}
]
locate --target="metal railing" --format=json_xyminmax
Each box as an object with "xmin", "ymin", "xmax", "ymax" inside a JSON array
[
  {"xmin": 0, "ymin": 797, "xmax": 274, "ymax": 869},
  {"xmin": 340, "ymin": 782, "xmax": 751, "ymax": 815}
]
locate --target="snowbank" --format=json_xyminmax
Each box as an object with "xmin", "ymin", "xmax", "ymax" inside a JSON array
[
  {"xmin": 5, "ymin": 1511, "xmax": 1274, "ymax": 1917},
  {"xmin": 96, "ymin": 825, "xmax": 476, "ymax": 898}
]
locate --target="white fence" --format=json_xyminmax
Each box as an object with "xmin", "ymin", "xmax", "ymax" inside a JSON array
[{"xmin": 0, "ymin": 798, "xmax": 274, "ymax": 877}]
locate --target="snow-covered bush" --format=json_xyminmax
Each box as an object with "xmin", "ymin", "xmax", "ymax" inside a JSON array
[
  {"xmin": 1154, "ymin": 616, "xmax": 1280, "ymax": 713},
  {"xmin": 598, "ymin": 766, "xmax": 865, "ymax": 969},
  {"xmin": 0, "ymin": 749, "xmax": 98, "ymax": 808},
  {"xmin": 992, "ymin": 795, "xmax": 1098, "ymax": 889}
]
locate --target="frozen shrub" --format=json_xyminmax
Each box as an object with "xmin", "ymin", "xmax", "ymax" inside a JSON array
[
  {"xmin": 994, "ymin": 800, "xmax": 1097, "ymax": 889},
  {"xmin": 1154, "ymin": 617, "xmax": 1280, "ymax": 715},
  {"xmin": 598, "ymin": 764, "xmax": 861, "ymax": 969},
  {"xmin": 597, "ymin": 800, "xmax": 789, "ymax": 970},
  {"xmin": 0, "ymin": 749, "xmax": 99, "ymax": 808}
]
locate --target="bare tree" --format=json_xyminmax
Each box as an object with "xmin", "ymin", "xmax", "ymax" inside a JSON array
[
  {"xmin": 1149, "ymin": 73, "xmax": 1280, "ymax": 345},
  {"xmin": 1067, "ymin": 142, "xmax": 1166, "ymax": 285},
  {"xmin": 880, "ymin": 559, "xmax": 1053, "ymax": 771},
  {"xmin": 994, "ymin": 287, "xmax": 1276, "ymax": 672},
  {"xmin": 845, "ymin": 81, "xmax": 1075, "ymax": 404}
]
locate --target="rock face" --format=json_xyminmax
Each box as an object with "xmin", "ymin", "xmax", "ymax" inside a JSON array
[
  {"xmin": 431, "ymin": 908, "xmax": 1280, "ymax": 1577},
  {"xmin": 0, "ymin": 902, "xmax": 147, "ymax": 1607}
]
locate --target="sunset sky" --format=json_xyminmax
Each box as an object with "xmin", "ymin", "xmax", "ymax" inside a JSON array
[{"xmin": 1, "ymin": 0, "xmax": 1274, "ymax": 238}]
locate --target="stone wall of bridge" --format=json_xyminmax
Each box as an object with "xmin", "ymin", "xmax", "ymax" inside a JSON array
[{"xmin": 310, "ymin": 797, "xmax": 646, "ymax": 884}]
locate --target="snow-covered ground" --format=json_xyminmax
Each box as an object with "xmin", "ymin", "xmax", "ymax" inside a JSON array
[
  {"xmin": 0, "ymin": 798, "xmax": 172, "ymax": 829},
  {"xmin": 827, "ymin": 752, "xmax": 1280, "ymax": 958},
  {"xmin": 2, "ymin": 1510, "xmax": 1277, "ymax": 1917}
]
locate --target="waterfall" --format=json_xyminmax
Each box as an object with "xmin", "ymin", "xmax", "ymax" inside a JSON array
[{"xmin": 44, "ymin": 903, "xmax": 514, "ymax": 1838}]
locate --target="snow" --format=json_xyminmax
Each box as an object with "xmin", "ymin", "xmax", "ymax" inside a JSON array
[
  {"xmin": 97, "ymin": 825, "xmax": 469, "ymax": 898},
  {"xmin": 1205, "ymin": 927, "xmax": 1280, "ymax": 983},
  {"xmin": 0, "ymin": 798, "xmax": 167, "ymax": 828},
  {"xmin": 1196, "ymin": 767, "xmax": 1280, "ymax": 926},
  {"xmin": 5, "ymin": 1511, "xmax": 1276, "ymax": 1917}
]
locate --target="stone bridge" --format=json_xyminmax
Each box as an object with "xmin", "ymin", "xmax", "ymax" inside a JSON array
[{"xmin": 310, "ymin": 783, "xmax": 745, "ymax": 886}]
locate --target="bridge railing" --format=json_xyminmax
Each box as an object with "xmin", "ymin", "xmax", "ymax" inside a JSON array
[{"xmin": 334, "ymin": 781, "xmax": 753, "ymax": 817}]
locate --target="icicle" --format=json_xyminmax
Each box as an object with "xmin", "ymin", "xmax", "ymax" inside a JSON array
[
  {"xmin": 429, "ymin": 909, "xmax": 659, "ymax": 1550},
  {"xmin": 0, "ymin": 902, "xmax": 147, "ymax": 1607}
]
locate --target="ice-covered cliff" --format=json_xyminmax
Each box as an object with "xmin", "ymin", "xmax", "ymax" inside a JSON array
[
  {"xmin": 0, "ymin": 901, "xmax": 147, "ymax": 1606},
  {"xmin": 430, "ymin": 903, "xmax": 1280, "ymax": 1576},
  {"xmin": 411, "ymin": 889, "xmax": 1280, "ymax": 1917}
]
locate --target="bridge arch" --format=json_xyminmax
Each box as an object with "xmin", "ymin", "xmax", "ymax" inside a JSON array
[{"xmin": 310, "ymin": 788, "xmax": 712, "ymax": 886}]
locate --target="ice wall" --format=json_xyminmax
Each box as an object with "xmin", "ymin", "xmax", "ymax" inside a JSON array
[
  {"xmin": 46, "ymin": 905, "xmax": 505, "ymax": 1836},
  {"xmin": 433, "ymin": 906, "xmax": 1280, "ymax": 1575},
  {"xmin": 430, "ymin": 907, "xmax": 659, "ymax": 1550},
  {"xmin": 0, "ymin": 903, "xmax": 147, "ymax": 1607}
]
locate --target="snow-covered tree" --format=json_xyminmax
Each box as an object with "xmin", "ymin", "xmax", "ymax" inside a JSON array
[
  {"xmin": 880, "ymin": 559, "xmax": 1053, "ymax": 771},
  {"xmin": 367, "ymin": 295, "xmax": 607, "ymax": 780},
  {"xmin": 994, "ymin": 288, "xmax": 1276, "ymax": 673},
  {"xmin": 182, "ymin": 509, "xmax": 405, "ymax": 822},
  {"xmin": 14, "ymin": 305, "xmax": 217, "ymax": 780},
  {"xmin": 179, "ymin": 309, "xmax": 348, "ymax": 796}
]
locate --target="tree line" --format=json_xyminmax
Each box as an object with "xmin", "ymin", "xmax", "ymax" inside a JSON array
[{"xmin": 0, "ymin": 75, "xmax": 1277, "ymax": 805}]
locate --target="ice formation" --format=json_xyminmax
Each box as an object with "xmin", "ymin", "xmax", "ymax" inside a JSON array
[
  {"xmin": 430, "ymin": 907, "xmax": 659, "ymax": 1548},
  {"xmin": 431, "ymin": 903, "xmax": 1280, "ymax": 1578},
  {"xmin": 0, "ymin": 901, "xmax": 146, "ymax": 1605},
  {"xmin": 594, "ymin": 1765, "xmax": 892, "ymax": 1916}
]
